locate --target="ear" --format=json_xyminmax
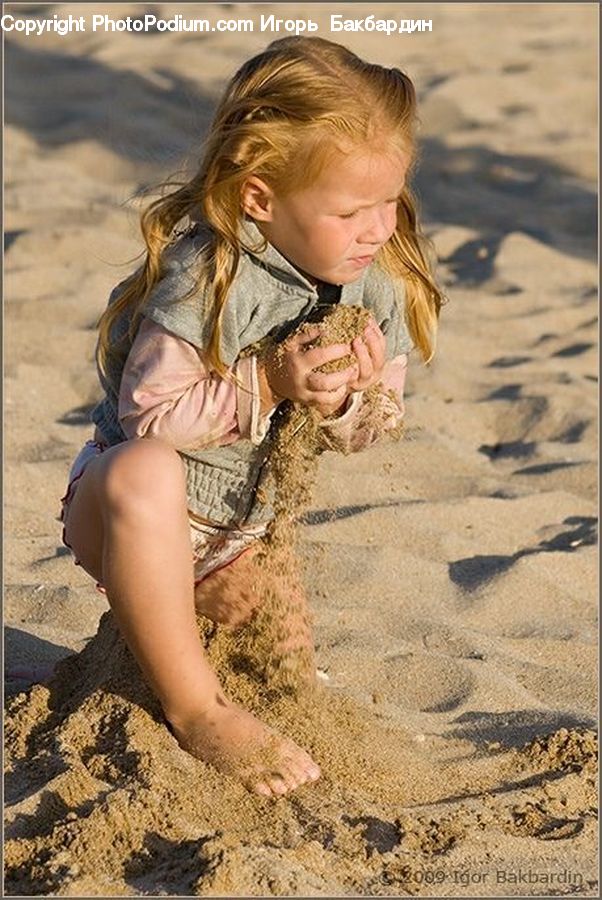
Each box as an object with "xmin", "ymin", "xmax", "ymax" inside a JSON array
[{"xmin": 241, "ymin": 176, "xmax": 275, "ymax": 222}]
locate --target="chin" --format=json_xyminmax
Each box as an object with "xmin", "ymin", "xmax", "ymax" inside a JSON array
[{"xmin": 333, "ymin": 271, "xmax": 364, "ymax": 285}]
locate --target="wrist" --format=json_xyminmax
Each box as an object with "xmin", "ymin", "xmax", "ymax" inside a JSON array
[
  {"xmin": 317, "ymin": 395, "xmax": 350, "ymax": 419},
  {"xmin": 257, "ymin": 360, "xmax": 284, "ymax": 415}
]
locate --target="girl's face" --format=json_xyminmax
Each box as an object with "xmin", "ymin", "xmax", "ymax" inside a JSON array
[{"xmin": 247, "ymin": 146, "xmax": 409, "ymax": 285}]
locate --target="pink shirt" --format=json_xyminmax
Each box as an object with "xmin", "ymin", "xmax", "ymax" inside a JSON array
[{"xmin": 118, "ymin": 318, "xmax": 408, "ymax": 454}]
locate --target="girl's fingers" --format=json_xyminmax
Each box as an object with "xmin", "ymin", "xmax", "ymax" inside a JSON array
[
  {"xmin": 306, "ymin": 364, "xmax": 357, "ymax": 393},
  {"xmin": 290, "ymin": 325, "xmax": 322, "ymax": 349},
  {"xmin": 362, "ymin": 322, "xmax": 386, "ymax": 358},
  {"xmin": 302, "ymin": 342, "xmax": 353, "ymax": 370},
  {"xmin": 286, "ymin": 321, "xmax": 385, "ymax": 394},
  {"xmin": 367, "ymin": 319, "xmax": 386, "ymax": 344},
  {"xmin": 363, "ymin": 329, "xmax": 387, "ymax": 374},
  {"xmin": 352, "ymin": 336, "xmax": 374, "ymax": 383}
]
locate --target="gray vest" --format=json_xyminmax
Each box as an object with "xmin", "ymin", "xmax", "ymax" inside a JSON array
[{"xmin": 91, "ymin": 220, "xmax": 413, "ymax": 526}]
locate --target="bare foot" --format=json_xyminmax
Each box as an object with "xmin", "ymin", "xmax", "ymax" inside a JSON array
[{"xmin": 169, "ymin": 698, "xmax": 321, "ymax": 797}]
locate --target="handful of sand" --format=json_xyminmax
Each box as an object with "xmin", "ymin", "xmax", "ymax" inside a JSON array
[{"xmin": 293, "ymin": 303, "xmax": 372, "ymax": 373}]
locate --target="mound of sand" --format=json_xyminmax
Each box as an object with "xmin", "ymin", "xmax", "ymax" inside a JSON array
[{"xmin": 5, "ymin": 610, "xmax": 597, "ymax": 896}]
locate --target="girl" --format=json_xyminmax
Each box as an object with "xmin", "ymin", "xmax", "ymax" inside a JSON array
[{"xmin": 61, "ymin": 36, "xmax": 443, "ymax": 799}]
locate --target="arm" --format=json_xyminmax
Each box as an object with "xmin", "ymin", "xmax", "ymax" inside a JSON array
[{"xmin": 118, "ymin": 319, "xmax": 280, "ymax": 450}]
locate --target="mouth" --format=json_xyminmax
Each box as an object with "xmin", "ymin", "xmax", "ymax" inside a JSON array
[{"xmin": 348, "ymin": 254, "xmax": 375, "ymax": 267}]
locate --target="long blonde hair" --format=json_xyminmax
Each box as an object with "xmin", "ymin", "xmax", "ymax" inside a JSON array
[{"xmin": 97, "ymin": 36, "xmax": 444, "ymax": 379}]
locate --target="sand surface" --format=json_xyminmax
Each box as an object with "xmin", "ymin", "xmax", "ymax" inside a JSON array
[{"xmin": 4, "ymin": 3, "xmax": 598, "ymax": 896}]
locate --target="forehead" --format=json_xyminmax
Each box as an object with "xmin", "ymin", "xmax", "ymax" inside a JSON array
[{"xmin": 310, "ymin": 146, "xmax": 408, "ymax": 202}]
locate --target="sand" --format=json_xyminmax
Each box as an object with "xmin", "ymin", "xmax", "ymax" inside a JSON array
[{"xmin": 4, "ymin": 3, "xmax": 598, "ymax": 897}]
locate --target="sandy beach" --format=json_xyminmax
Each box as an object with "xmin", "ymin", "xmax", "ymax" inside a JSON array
[{"xmin": 4, "ymin": 3, "xmax": 598, "ymax": 896}]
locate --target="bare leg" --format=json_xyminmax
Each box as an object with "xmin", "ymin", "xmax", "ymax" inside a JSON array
[{"xmin": 63, "ymin": 438, "xmax": 320, "ymax": 796}]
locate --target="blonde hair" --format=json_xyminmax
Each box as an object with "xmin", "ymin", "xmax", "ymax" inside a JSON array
[{"xmin": 97, "ymin": 35, "xmax": 444, "ymax": 379}]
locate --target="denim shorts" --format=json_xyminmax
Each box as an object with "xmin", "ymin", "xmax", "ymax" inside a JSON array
[{"xmin": 60, "ymin": 440, "xmax": 267, "ymax": 589}]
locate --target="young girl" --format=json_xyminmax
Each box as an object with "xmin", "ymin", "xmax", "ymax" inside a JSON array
[{"xmin": 61, "ymin": 36, "xmax": 442, "ymax": 799}]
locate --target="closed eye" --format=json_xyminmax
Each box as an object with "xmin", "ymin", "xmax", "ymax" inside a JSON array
[{"xmin": 339, "ymin": 197, "xmax": 401, "ymax": 219}]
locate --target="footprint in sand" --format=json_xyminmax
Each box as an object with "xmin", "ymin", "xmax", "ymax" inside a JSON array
[
  {"xmin": 479, "ymin": 440, "xmax": 536, "ymax": 461},
  {"xmin": 508, "ymin": 808, "xmax": 585, "ymax": 841},
  {"xmin": 552, "ymin": 341, "xmax": 594, "ymax": 358},
  {"xmin": 485, "ymin": 386, "xmax": 549, "ymax": 442},
  {"xmin": 422, "ymin": 626, "xmax": 487, "ymax": 661},
  {"xmin": 485, "ymin": 383, "xmax": 522, "ymax": 400},
  {"xmin": 500, "ymin": 103, "xmax": 532, "ymax": 117},
  {"xmin": 554, "ymin": 420, "xmax": 589, "ymax": 443},
  {"xmin": 448, "ymin": 515, "xmax": 597, "ymax": 592},
  {"xmin": 342, "ymin": 814, "xmax": 401, "ymax": 854},
  {"xmin": 501, "ymin": 62, "xmax": 531, "ymax": 74},
  {"xmin": 377, "ymin": 653, "xmax": 475, "ymax": 713},
  {"xmin": 488, "ymin": 355, "xmax": 532, "ymax": 368},
  {"xmin": 513, "ymin": 461, "xmax": 582, "ymax": 476}
]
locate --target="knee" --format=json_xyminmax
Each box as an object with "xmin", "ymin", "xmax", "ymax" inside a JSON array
[{"xmin": 101, "ymin": 439, "xmax": 186, "ymax": 517}]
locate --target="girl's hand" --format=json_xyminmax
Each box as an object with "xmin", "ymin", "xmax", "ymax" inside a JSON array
[
  {"xmin": 263, "ymin": 325, "xmax": 358, "ymax": 415},
  {"xmin": 346, "ymin": 318, "xmax": 387, "ymax": 392}
]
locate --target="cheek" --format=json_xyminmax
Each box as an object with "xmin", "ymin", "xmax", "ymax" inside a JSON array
[
  {"xmin": 309, "ymin": 222, "xmax": 335, "ymax": 251},
  {"xmin": 309, "ymin": 219, "xmax": 356, "ymax": 262},
  {"xmin": 386, "ymin": 205, "xmax": 398, "ymax": 236},
  {"xmin": 325, "ymin": 221, "xmax": 355, "ymax": 252}
]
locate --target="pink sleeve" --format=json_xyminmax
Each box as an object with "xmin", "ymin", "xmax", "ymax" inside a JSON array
[
  {"xmin": 118, "ymin": 319, "xmax": 278, "ymax": 450},
  {"xmin": 316, "ymin": 354, "xmax": 408, "ymax": 454}
]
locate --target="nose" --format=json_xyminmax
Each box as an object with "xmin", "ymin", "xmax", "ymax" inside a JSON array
[{"xmin": 358, "ymin": 204, "xmax": 396, "ymax": 245}]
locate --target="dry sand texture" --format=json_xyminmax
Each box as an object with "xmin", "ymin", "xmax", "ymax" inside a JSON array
[{"xmin": 4, "ymin": 3, "xmax": 598, "ymax": 896}]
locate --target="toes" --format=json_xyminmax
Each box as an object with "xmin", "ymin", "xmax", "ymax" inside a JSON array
[
  {"xmin": 265, "ymin": 775, "xmax": 289, "ymax": 796},
  {"xmin": 285, "ymin": 749, "xmax": 322, "ymax": 784},
  {"xmin": 282, "ymin": 767, "xmax": 307, "ymax": 792},
  {"xmin": 254, "ymin": 770, "xmax": 304, "ymax": 798},
  {"xmin": 254, "ymin": 782, "xmax": 273, "ymax": 797},
  {"xmin": 247, "ymin": 738, "xmax": 321, "ymax": 798},
  {"xmin": 274, "ymin": 757, "xmax": 321, "ymax": 793},
  {"xmin": 286, "ymin": 758, "xmax": 321, "ymax": 788},
  {"xmin": 306, "ymin": 761, "xmax": 321, "ymax": 782},
  {"xmin": 250, "ymin": 774, "xmax": 289, "ymax": 797},
  {"xmin": 282, "ymin": 741, "xmax": 319, "ymax": 771}
]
